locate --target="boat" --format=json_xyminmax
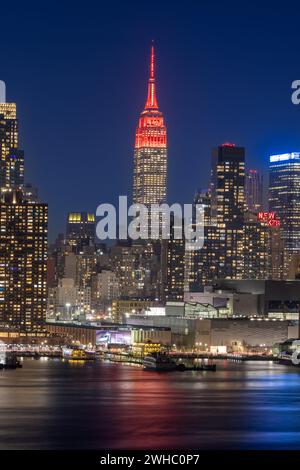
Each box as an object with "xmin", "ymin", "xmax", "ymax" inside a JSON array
[
  {"xmin": 276, "ymin": 351, "xmax": 300, "ymax": 367},
  {"xmin": 175, "ymin": 361, "xmax": 217, "ymax": 371},
  {"xmin": 62, "ymin": 347, "xmax": 96, "ymax": 361},
  {"xmin": 0, "ymin": 352, "xmax": 22, "ymax": 369},
  {"xmin": 143, "ymin": 353, "xmax": 177, "ymax": 371},
  {"xmin": 274, "ymin": 339, "xmax": 300, "ymax": 367}
]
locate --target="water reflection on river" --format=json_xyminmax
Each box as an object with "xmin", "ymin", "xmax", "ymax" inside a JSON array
[{"xmin": 0, "ymin": 359, "xmax": 300, "ymax": 449}]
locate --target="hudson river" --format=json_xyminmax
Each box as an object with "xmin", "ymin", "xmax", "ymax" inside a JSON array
[{"xmin": 0, "ymin": 359, "xmax": 300, "ymax": 449}]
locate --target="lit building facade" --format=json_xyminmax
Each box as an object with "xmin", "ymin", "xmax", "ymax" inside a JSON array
[
  {"xmin": 111, "ymin": 299, "xmax": 160, "ymax": 324},
  {"xmin": 189, "ymin": 147, "xmax": 270, "ymax": 288},
  {"xmin": 245, "ymin": 169, "xmax": 263, "ymax": 213},
  {"xmin": 211, "ymin": 143, "xmax": 245, "ymax": 279},
  {"xmin": 188, "ymin": 190, "xmax": 220, "ymax": 290},
  {"xmin": 0, "ymin": 90, "xmax": 48, "ymax": 332},
  {"xmin": 91, "ymin": 270, "xmax": 120, "ymax": 308},
  {"xmin": 269, "ymin": 153, "xmax": 300, "ymax": 277},
  {"xmin": 47, "ymin": 277, "xmax": 91, "ymax": 321},
  {"xmin": 0, "ymin": 101, "xmax": 24, "ymax": 191},
  {"xmin": 268, "ymin": 225, "xmax": 285, "ymax": 280},
  {"xmin": 242, "ymin": 216, "xmax": 268, "ymax": 279},
  {"xmin": 110, "ymin": 240, "xmax": 160, "ymax": 300},
  {"xmin": 133, "ymin": 45, "xmax": 167, "ymax": 234},
  {"xmin": 0, "ymin": 191, "xmax": 48, "ymax": 331},
  {"xmin": 75, "ymin": 246, "xmax": 98, "ymax": 289},
  {"xmin": 66, "ymin": 212, "xmax": 95, "ymax": 251},
  {"xmin": 162, "ymin": 216, "xmax": 185, "ymax": 301}
]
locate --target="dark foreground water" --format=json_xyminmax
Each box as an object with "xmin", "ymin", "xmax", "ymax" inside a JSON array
[{"xmin": 1, "ymin": 358, "xmax": 300, "ymax": 449}]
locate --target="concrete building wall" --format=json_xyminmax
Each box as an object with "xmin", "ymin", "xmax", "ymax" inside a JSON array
[
  {"xmin": 64, "ymin": 252, "xmax": 77, "ymax": 280},
  {"xmin": 165, "ymin": 302, "xmax": 185, "ymax": 317},
  {"xmin": 112, "ymin": 300, "xmax": 159, "ymax": 323},
  {"xmin": 232, "ymin": 294, "xmax": 258, "ymax": 316},
  {"xmin": 47, "ymin": 323, "xmax": 96, "ymax": 346},
  {"xmin": 46, "ymin": 322, "xmax": 171, "ymax": 347},
  {"xmin": 131, "ymin": 328, "xmax": 171, "ymax": 346},
  {"xmin": 209, "ymin": 319, "xmax": 289, "ymax": 347},
  {"xmin": 126, "ymin": 315, "xmax": 293, "ymax": 349},
  {"xmin": 288, "ymin": 323, "xmax": 299, "ymax": 339},
  {"xmin": 184, "ymin": 290, "xmax": 259, "ymax": 316},
  {"xmin": 92, "ymin": 270, "xmax": 119, "ymax": 304}
]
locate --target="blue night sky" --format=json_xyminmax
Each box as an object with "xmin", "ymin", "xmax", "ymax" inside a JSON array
[{"xmin": 1, "ymin": 0, "xmax": 300, "ymax": 239}]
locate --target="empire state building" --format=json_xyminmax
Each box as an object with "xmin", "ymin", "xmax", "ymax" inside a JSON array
[{"xmin": 133, "ymin": 45, "xmax": 167, "ymax": 209}]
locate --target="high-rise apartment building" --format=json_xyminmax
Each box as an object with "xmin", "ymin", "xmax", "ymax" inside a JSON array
[
  {"xmin": 189, "ymin": 146, "xmax": 271, "ymax": 289},
  {"xmin": 268, "ymin": 224, "xmax": 284, "ymax": 280},
  {"xmin": 245, "ymin": 169, "xmax": 263, "ymax": 213},
  {"xmin": 162, "ymin": 216, "xmax": 185, "ymax": 301},
  {"xmin": 91, "ymin": 270, "xmax": 120, "ymax": 309},
  {"xmin": 75, "ymin": 246, "xmax": 98, "ymax": 289},
  {"xmin": 47, "ymin": 277, "xmax": 91, "ymax": 321},
  {"xmin": 0, "ymin": 191, "xmax": 48, "ymax": 331},
  {"xmin": 211, "ymin": 143, "xmax": 245, "ymax": 279},
  {"xmin": 110, "ymin": 240, "xmax": 160, "ymax": 299},
  {"xmin": 0, "ymin": 89, "xmax": 47, "ymax": 332},
  {"xmin": 269, "ymin": 153, "xmax": 300, "ymax": 277},
  {"xmin": 66, "ymin": 212, "xmax": 95, "ymax": 251},
  {"xmin": 242, "ymin": 214, "xmax": 268, "ymax": 279},
  {"xmin": 187, "ymin": 190, "xmax": 219, "ymax": 290},
  {"xmin": 0, "ymin": 99, "xmax": 24, "ymax": 191}
]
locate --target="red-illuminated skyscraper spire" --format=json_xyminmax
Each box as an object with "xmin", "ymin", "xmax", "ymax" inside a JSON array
[
  {"xmin": 133, "ymin": 44, "xmax": 167, "ymax": 209},
  {"xmin": 145, "ymin": 45, "xmax": 158, "ymax": 109}
]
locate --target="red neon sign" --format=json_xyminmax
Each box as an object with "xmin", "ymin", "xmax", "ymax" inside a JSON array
[
  {"xmin": 258, "ymin": 212, "xmax": 275, "ymax": 221},
  {"xmin": 268, "ymin": 219, "xmax": 281, "ymax": 227},
  {"xmin": 257, "ymin": 212, "xmax": 280, "ymax": 227}
]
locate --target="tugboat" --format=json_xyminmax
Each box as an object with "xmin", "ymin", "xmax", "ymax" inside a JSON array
[{"xmin": 143, "ymin": 353, "xmax": 177, "ymax": 371}]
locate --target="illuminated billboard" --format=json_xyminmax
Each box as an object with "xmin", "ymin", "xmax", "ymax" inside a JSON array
[{"xmin": 96, "ymin": 329, "xmax": 131, "ymax": 346}]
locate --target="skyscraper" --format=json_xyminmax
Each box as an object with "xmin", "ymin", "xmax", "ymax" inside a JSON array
[
  {"xmin": 0, "ymin": 87, "xmax": 48, "ymax": 332},
  {"xmin": 0, "ymin": 190, "xmax": 48, "ymax": 331},
  {"xmin": 162, "ymin": 215, "xmax": 185, "ymax": 301},
  {"xmin": 187, "ymin": 190, "xmax": 220, "ymax": 290},
  {"xmin": 242, "ymin": 214, "xmax": 268, "ymax": 279},
  {"xmin": 211, "ymin": 143, "xmax": 245, "ymax": 279},
  {"xmin": 268, "ymin": 224, "xmax": 284, "ymax": 280},
  {"xmin": 269, "ymin": 152, "xmax": 300, "ymax": 276},
  {"xmin": 133, "ymin": 45, "xmax": 167, "ymax": 216},
  {"xmin": 66, "ymin": 212, "xmax": 95, "ymax": 251},
  {"xmin": 110, "ymin": 240, "xmax": 160, "ymax": 299},
  {"xmin": 0, "ymin": 99, "xmax": 24, "ymax": 191},
  {"xmin": 245, "ymin": 169, "xmax": 263, "ymax": 213}
]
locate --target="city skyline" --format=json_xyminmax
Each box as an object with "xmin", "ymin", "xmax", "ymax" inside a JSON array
[
  {"xmin": 2, "ymin": 1, "xmax": 300, "ymax": 456},
  {"xmin": 1, "ymin": 1, "xmax": 300, "ymax": 240}
]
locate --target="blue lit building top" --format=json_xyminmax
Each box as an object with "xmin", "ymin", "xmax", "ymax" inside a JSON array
[{"xmin": 270, "ymin": 152, "xmax": 300, "ymax": 163}]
